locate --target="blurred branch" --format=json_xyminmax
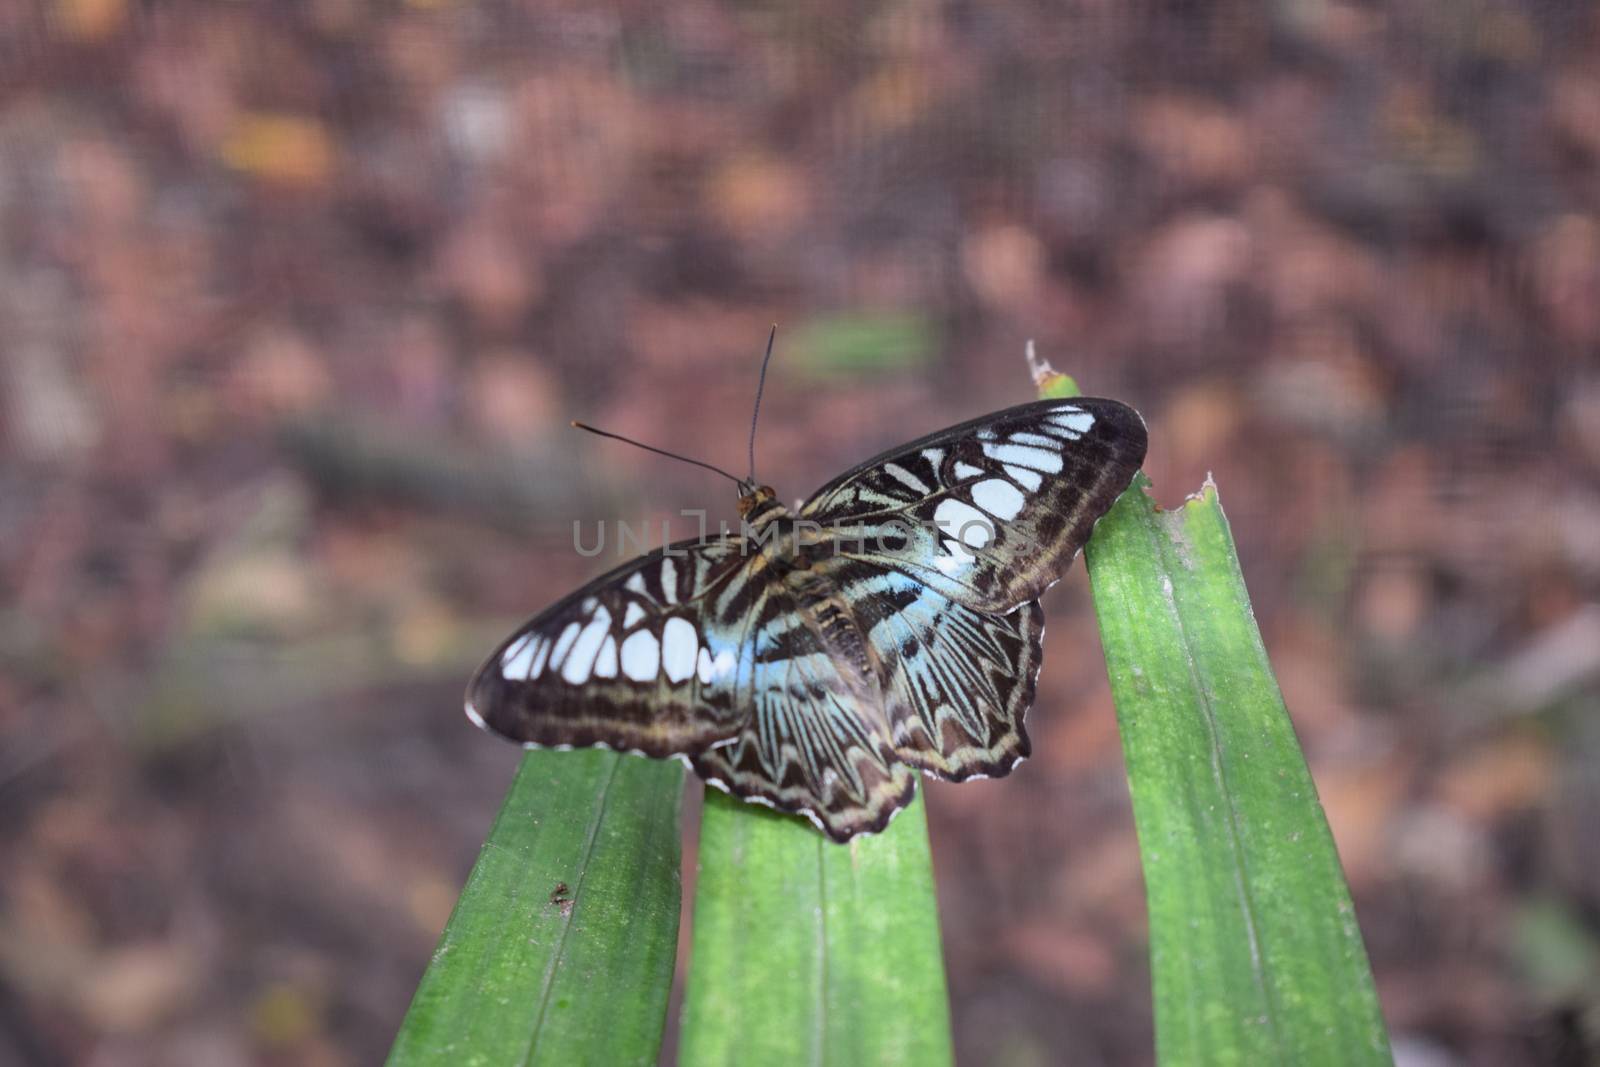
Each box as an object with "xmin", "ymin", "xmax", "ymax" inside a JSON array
[{"xmin": 280, "ymin": 415, "xmax": 597, "ymax": 533}]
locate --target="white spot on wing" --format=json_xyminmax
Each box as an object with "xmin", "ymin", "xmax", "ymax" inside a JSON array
[
  {"xmin": 500, "ymin": 633, "xmax": 536, "ymax": 679},
  {"xmin": 972, "ymin": 478, "xmax": 1026, "ymax": 521},
  {"xmin": 659, "ymin": 557, "xmax": 677, "ymax": 602},
  {"xmin": 1010, "ymin": 431, "xmax": 1059, "ymax": 448},
  {"xmin": 594, "ymin": 635, "xmax": 618, "ymax": 678},
  {"xmin": 883, "ymin": 462, "xmax": 931, "ymax": 495},
  {"xmin": 621, "ymin": 629, "xmax": 660, "ymax": 681},
  {"xmin": 936, "ymin": 537, "xmax": 975, "ymax": 574},
  {"xmin": 560, "ymin": 652, "xmax": 590, "ymax": 684},
  {"xmin": 1004, "ymin": 464, "xmax": 1043, "ymax": 491},
  {"xmin": 561, "ymin": 606, "xmax": 612, "ymax": 684},
  {"xmin": 661, "ymin": 617, "xmax": 698, "ymax": 683},
  {"xmin": 982, "ymin": 441, "xmax": 1062, "ymax": 473},
  {"xmin": 625, "ymin": 573, "xmax": 647, "ymax": 594},
  {"xmin": 1047, "ymin": 410, "xmax": 1095, "ymax": 435},
  {"xmin": 934, "ymin": 497, "xmax": 992, "ymax": 548},
  {"xmin": 549, "ymin": 621, "xmax": 582, "ymax": 665},
  {"xmin": 623, "ymin": 602, "xmax": 646, "ymax": 628},
  {"xmin": 953, "ymin": 461, "xmax": 983, "ymax": 480}
]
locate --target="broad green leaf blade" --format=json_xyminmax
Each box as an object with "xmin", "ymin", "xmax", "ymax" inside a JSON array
[
  {"xmin": 680, "ymin": 788, "xmax": 953, "ymax": 1066},
  {"xmin": 1086, "ymin": 475, "xmax": 1391, "ymax": 1066},
  {"xmin": 389, "ymin": 750, "xmax": 683, "ymax": 1067}
]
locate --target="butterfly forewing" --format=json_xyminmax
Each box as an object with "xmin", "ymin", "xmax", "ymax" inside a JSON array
[
  {"xmin": 801, "ymin": 397, "xmax": 1147, "ymax": 614},
  {"xmin": 466, "ymin": 537, "xmax": 751, "ymax": 758}
]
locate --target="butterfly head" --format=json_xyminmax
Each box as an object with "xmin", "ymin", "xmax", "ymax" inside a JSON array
[{"xmin": 736, "ymin": 482, "xmax": 783, "ymax": 524}]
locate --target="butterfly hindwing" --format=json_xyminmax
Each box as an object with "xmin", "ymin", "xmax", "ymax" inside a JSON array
[
  {"xmin": 695, "ymin": 732, "xmax": 918, "ymax": 843},
  {"xmin": 801, "ymin": 397, "xmax": 1147, "ymax": 614},
  {"xmin": 692, "ymin": 570, "xmax": 920, "ymax": 841},
  {"xmin": 466, "ymin": 537, "xmax": 751, "ymax": 759},
  {"xmin": 843, "ymin": 566, "xmax": 1045, "ymax": 779}
]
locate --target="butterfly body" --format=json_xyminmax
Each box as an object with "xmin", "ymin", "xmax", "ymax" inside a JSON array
[{"xmin": 468, "ymin": 396, "xmax": 1148, "ymax": 840}]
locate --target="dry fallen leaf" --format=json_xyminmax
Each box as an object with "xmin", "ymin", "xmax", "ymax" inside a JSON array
[{"xmin": 220, "ymin": 115, "xmax": 336, "ymax": 187}]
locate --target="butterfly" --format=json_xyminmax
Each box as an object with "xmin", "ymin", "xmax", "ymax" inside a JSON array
[{"xmin": 466, "ymin": 348, "xmax": 1147, "ymax": 841}]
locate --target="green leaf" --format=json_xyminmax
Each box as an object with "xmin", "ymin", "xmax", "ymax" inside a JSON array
[
  {"xmin": 388, "ymin": 750, "xmax": 684, "ymax": 1067},
  {"xmin": 1086, "ymin": 475, "xmax": 1392, "ymax": 1065},
  {"xmin": 680, "ymin": 788, "xmax": 953, "ymax": 1066}
]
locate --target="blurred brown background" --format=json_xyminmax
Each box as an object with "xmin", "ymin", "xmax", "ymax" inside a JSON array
[{"xmin": 2, "ymin": 2, "xmax": 1599, "ymax": 1065}]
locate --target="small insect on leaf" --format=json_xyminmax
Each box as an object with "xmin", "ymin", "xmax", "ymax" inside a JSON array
[{"xmin": 548, "ymin": 882, "xmax": 574, "ymax": 918}]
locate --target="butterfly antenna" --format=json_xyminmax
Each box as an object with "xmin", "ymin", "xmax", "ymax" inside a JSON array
[
  {"xmin": 747, "ymin": 324, "xmax": 777, "ymax": 482},
  {"xmin": 570, "ymin": 421, "xmax": 746, "ymax": 488}
]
